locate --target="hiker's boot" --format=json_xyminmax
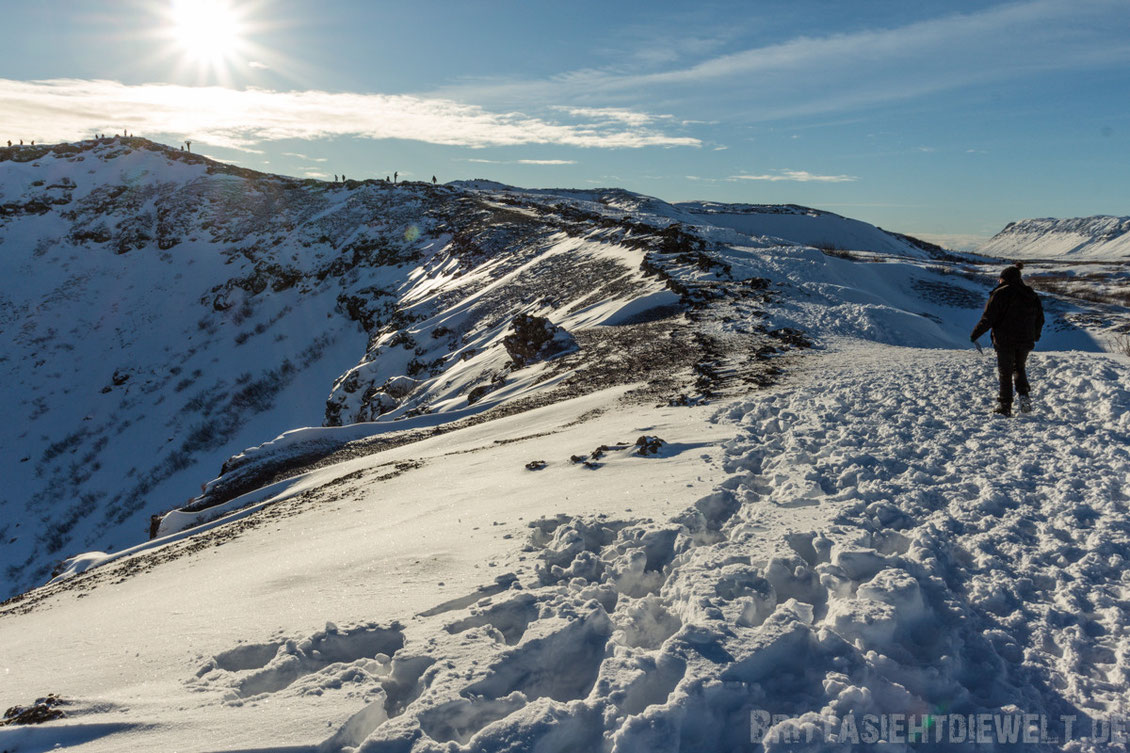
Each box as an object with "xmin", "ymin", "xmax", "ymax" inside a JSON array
[
  {"xmin": 1018, "ymin": 394, "xmax": 1032, "ymax": 413},
  {"xmin": 993, "ymin": 401, "xmax": 1012, "ymax": 417}
]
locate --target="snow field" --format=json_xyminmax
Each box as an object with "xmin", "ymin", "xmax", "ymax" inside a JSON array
[
  {"xmin": 296, "ymin": 346, "xmax": 1128, "ymax": 752},
  {"xmin": 3, "ymin": 346, "xmax": 1128, "ymax": 752},
  {"xmin": 103, "ymin": 345, "xmax": 1121, "ymax": 753},
  {"xmin": 0, "ymin": 385, "xmax": 731, "ymax": 752}
]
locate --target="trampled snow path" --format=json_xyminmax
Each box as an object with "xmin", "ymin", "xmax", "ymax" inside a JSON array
[
  {"xmin": 3, "ymin": 346, "xmax": 1128, "ymax": 753},
  {"xmin": 183, "ymin": 346, "xmax": 1128, "ymax": 753}
]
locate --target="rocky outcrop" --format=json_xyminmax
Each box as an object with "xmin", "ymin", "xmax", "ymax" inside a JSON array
[{"xmin": 502, "ymin": 315, "xmax": 578, "ymax": 368}]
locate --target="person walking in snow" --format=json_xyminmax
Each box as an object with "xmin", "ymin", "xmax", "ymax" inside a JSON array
[{"xmin": 970, "ymin": 263, "xmax": 1045, "ymax": 416}]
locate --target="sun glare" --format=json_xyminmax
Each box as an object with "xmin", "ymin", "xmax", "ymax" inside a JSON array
[{"xmin": 165, "ymin": 0, "xmax": 248, "ymax": 76}]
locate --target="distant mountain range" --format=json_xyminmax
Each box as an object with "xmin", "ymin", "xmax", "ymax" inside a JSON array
[{"xmin": 980, "ymin": 215, "xmax": 1130, "ymax": 260}]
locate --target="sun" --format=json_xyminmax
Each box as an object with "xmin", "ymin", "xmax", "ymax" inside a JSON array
[{"xmin": 165, "ymin": 0, "xmax": 248, "ymax": 73}]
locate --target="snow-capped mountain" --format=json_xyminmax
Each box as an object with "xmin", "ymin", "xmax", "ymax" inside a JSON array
[{"xmin": 980, "ymin": 215, "xmax": 1130, "ymax": 260}]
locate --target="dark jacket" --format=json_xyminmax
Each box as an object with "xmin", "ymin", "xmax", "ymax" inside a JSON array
[{"xmin": 971, "ymin": 281, "xmax": 1044, "ymax": 348}]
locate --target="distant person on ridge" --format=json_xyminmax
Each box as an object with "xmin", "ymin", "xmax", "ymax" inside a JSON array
[{"xmin": 971, "ymin": 263, "xmax": 1045, "ymax": 416}]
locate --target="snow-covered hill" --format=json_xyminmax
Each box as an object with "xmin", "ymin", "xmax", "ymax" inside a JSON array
[
  {"xmin": 0, "ymin": 138, "xmax": 991, "ymax": 600},
  {"xmin": 672, "ymin": 201, "xmax": 957, "ymax": 260},
  {"xmin": 980, "ymin": 215, "xmax": 1130, "ymax": 260},
  {"xmin": 2, "ymin": 139, "xmax": 1129, "ymax": 753}
]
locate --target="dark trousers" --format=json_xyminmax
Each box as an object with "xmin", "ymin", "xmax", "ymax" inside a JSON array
[{"xmin": 995, "ymin": 345, "xmax": 1031, "ymax": 404}]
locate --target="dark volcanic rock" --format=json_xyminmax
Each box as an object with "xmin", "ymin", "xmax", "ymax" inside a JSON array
[
  {"xmin": 635, "ymin": 435, "xmax": 666, "ymax": 456},
  {"xmin": 2, "ymin": 694, "xmax": 66, "ymax": 726},
  {"xmin": 502, "ymin": 314, "xmax": 578, "ymax": 368}
]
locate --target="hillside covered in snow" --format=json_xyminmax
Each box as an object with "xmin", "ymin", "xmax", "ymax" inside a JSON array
[
  {"xmin": 0, "ymin": 137, "xmax": 962, "ymax": 599},
  {"xmin": 980, "ymin": 215, "xmax": 1130, "ymax": 260},
  {"xmin": 2, "ymin": 138, "xmax": 1130, "ymax": 753}
]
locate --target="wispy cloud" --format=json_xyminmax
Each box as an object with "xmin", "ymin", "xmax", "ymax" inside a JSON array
[
  {"xmin": 0, "ymin": 78, "xmax": 701, "ymax": 151},
  {"xmin": 439, "ymin": 0, "xmax": 1130, "ymax": 122},
  {"xmin": 248, "ymin": 61, "xmax": 269, "ymax": 70},
  {"xmin": 457, "ymin": 157, "xmax": 576, "ymax": 165},
  {"xmin": 283, "ymin": 151, "xmax": 326, "ymax": 162},
  {"xmin": 731, "ymin": 170, "xmax": 858, "ymax": 183},
  {"xmin": 550, "ymin": 106, "xmax": 668, "ymax": 127}
]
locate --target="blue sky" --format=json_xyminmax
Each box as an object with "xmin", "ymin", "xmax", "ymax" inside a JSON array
[{"xmin": 2, "ymin": 0, "xmax": 1128, "ymax": 249}]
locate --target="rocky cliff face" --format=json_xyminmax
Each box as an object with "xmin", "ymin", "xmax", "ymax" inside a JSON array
[
  {"xmin": 1, "ymin": 138, "xmax": 811, "ymax": 598},
  {"xmin": 979, "ymin": 215, "xmax": 1130, "ymax": 260}
]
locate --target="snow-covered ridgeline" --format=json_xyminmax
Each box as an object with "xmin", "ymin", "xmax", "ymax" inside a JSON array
[
  {"xmin": 1, "ymin": 138, "xmax": 984, "ymax": 600},
  {"xmin": 980, "ymin": 216, "xmax": 1130, "ymax": 260}
]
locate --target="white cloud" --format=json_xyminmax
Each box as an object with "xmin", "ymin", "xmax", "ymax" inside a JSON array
[
  {"xmin": 730, "ymin": 170, "xmax": 858, "ymax": 183},
  {"xmin": 248, "ymin": 61, "xmax": 269, "ymax": 70},
  {"xmin": 0, "ymin": 78, "xmax": 701, "ymax": 151}
]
